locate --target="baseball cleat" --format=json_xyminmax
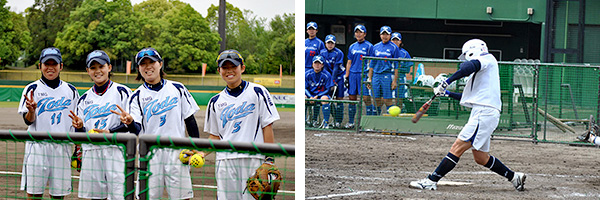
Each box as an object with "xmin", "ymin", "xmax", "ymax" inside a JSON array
[
  {"xmin": 577, "ymin": 131, "xmax": 591, "ymax": 142},
  {"xmin": 409, "ymin": 178, "xmax": 437, "ymax": 190},
  {"xmin": 320, "ymin": 121, "xmax": 331, "ymax": 129},
  {"xmin": 334, "ymin": 122, "xmax": 341, "ymax": 128},
  {"xmin": 311, "ymin": 120, "xmax": 320, "ymax": 128},
  {"xmin": 344, "ymin": 123, "xmax": 354, "ymax": 129},
  {"xmin": 511, "ymin": 172, "xmax": 526, "ymax": 191}
]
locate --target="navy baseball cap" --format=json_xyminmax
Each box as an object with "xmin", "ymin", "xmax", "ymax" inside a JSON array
[
  {"xmin": 39, "ymin": 47, "xmax": 62, "ymax": 63},
  {"xmin": 135, "ymin": 47, "xmax": 162, "ymax": 65},
  {"xmin": 86, "ymin": 50, "xmax": 110, "ymax": 68},
  {"xmin": 392, "ymin": 32, "xmax": 402, "ymax": 40},
  {"xmin": 217, "ymin": 49, "xmax": 244, "ymax": 67},
  {"xmin": 312, "ymin": 55, "xmax": 324, "ymax": 64},
  {"xmin": 354, "ymin": 24, "xmax": 366, "ymax": 33},
  {"xmin": 325, "ymin": 35, "xmax": 336, "ymax": 43},
  {"xmin": 380, "ymin": 26, "xmax": 392, "ymax": 34},
  {"xmin": 306, "ymin": 22, "xmax": 318, "ymax": 30}
]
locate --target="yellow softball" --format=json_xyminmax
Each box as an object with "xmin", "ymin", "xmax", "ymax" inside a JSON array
[
  {"xmin": 189, "ymin": 154, "xmax": 205, "ymax": 168},
  {"xmin": 179, "ymin": 149, "xmax": 192, "ymax": 164}
]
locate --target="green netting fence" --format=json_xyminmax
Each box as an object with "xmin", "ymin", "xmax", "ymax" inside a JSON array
[
  {"xmin": 0, "ymin": 130, "xmax": 295, "ymax": 199},
  {"xmin": 0, "ymin": 130, "xmax": 136, "ymax": 199},
  {"xmin": 137, "ymin": 135, "xmax": 295, "ymax": 200},
  {"xmin": 306, "ymin": 56, "xmax": 600, "ymax": 145}
]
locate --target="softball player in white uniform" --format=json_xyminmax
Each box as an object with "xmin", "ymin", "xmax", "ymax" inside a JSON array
[
  {"xmin": 124, "ymin": 47, "xmax": 200, "ymax": 199},
  {"xmin": 410, "ymin": 39, "xmax": 526, "ymax": 191},
  {"xmin": 69, "ymin": 50, "xmax": 132, "ymax": 199},
  {"xmin": 18, "ymin": 47, "xmax": 78, "ymax": 198},
  {"xmin": 204, "ymin": 50, "xmax": 280, "ymax": 200}
]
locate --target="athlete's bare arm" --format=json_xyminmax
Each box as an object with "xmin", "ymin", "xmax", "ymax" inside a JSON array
[{"xmin": 262, "ymin": 123, "xmax": 275, "ymax": 143}]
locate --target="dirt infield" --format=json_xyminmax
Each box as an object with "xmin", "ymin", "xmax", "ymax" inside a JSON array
[
  {"xmin": 0, "ymin": 107, "xmax": 295, "ymax": 199},
  {"xmin": 306, "ymin": 130, "xmax": 600, "ymax": 199}
]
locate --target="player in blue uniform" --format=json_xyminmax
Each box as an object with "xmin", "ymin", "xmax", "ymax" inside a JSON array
[
  {"xmin": 410, "ymin": 39, "xmax": 526, "ymax": 191},
  {"xmin": 367, "ymin": 26, "xmax": 401, "ymax": 115},
  {"xmin": 319, "ymin": 34, "xmax": 345, "ymax": 127},
  {"xmin": 391, "ymin": 32, "xmax": 413, "ymax": 111},
  {"xmin": 306, "ymin": 55, "xmax": 334, "ymax": 128},
  {"xmin": 18, "ymin": 47, "xmax": 79, "ymax": 199},
  {"xmin": 305, "ymin": 21, "xmax": 325, "ymax": 71},
  {"xmin": 345, "ymin": 24, "xmax": 374, "ymax": 127},
  {"xmin": 112, "ymin": 47, "xmax": 200, "ymax": 199}
]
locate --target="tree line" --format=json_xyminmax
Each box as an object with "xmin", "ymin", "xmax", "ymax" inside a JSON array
[{"xmin": 0, "ymin": 0, "xmax": 295, "ymax": 75}]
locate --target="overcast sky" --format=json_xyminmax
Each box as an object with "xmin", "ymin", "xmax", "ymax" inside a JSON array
[{"xmin": 5, "ymin": 0, "xmax": 295, "ymax": 20}]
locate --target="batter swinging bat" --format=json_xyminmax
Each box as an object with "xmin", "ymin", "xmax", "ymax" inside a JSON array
[{"xmin": 411, "ymin": 95, "xmax": 437, "ymax": 123}]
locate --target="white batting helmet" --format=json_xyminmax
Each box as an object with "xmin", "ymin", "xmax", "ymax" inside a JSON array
[{"xmin": 458, "ymin": 39, "xmax": 488, "ymax": 61}]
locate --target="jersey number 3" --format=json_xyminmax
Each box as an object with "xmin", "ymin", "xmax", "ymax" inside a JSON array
[{"xmin": 159, "ymin": 115, "xmax": 166, "ymax": 127}]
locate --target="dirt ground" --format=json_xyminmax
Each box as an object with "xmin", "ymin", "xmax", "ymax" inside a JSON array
[
  {"xmin": 0, "ymin": 107, "xmax": 295, "ymax": 199},
  {"xmin": 306, "ymin": 130, "xmax": 600, "ymax": 199}
]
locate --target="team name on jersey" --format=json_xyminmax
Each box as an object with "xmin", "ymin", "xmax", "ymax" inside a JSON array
[
  {"xmin": 351, "ymin": 49, "xmax": 367, "ymax": 55},
  {"xmin": 220, "ymin": 101, "xmax": 255, "ymax": 128},
  {"xmin": 37, "ymin": 97, "xmax": 72, "ymax": 115},
  {"xmin": 374, "ymin": 49, "xmax": 392, "ymax": 57},
  {"xmin": 83, "ymin": 102, "xmax": 118, "ymax": 122},
  {"xmin": 306, "ymin": 46, "xmax": 318, "ymax": 50},
  {"xmin": 143, "ymin": 96, "xmax": 178, "ymax": 120}
]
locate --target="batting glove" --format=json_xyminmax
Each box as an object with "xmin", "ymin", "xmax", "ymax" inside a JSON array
[
  {"xmin": 344, "ymin": 77, "xmax": 349, "ymax": 88},
  {"xmin": 434, "ymin": 81, "xmax": 449, "ymax": 97}
]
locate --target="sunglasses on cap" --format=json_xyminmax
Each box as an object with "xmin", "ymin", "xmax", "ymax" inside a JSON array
[
  {"xmin": 136, "ymin": 50, "xmax": 160, "ymax": 59},
  {"xmin": 216, "ymin": 50, "xmax": 244, "ymax": 65}
]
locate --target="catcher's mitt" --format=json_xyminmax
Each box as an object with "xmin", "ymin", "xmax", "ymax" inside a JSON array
[
  {"xmin": 71, "ymin": 144, "xmax": 82, "ymax": 172},
  {"xmin": 246, "ymin": 157, "xmax": 282, "ymax": 200}
]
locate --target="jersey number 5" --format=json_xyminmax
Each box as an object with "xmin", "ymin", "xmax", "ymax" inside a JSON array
[{"xmin": 233, "ymin": 121, "xmax": 242, "ymax": 133}]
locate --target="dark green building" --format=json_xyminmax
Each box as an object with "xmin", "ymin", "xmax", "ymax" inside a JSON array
[{"xmin": 306, "ymin": 0, "xmax": 599, "ymax": 63}]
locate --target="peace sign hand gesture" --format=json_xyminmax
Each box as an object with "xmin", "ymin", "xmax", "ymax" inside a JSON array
[
  {"xmin": 111, "ymin": 105, "xmax": 134, "ymax": 125},
  {"xmin": 23, "ymin": 91, "xmax": 37, "ymax": 113},
  {"xmin": 68, "ymin": 110, "xmax": 83, "ymax": 129}
]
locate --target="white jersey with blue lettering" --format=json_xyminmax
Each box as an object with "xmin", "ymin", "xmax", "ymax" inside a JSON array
[
  {"xmin": 204, "ymin": 82, "xmax": 280, "ymax": 160},
  {"xmin": 130, "ymin": 79, "xmax": 199, "ymax": 137},
  {"xmin": 18, "ymin": 79, "xmax": 79, "ymax": 132},
  {"xmin": 18, "ymin": 79, "xmax": 79, "ymax": 195},
  {"xmin": 77, "ymin": 81, "xmax": 132, "ymax": 150},
  {"xmin": 460, "ymin": 53, "xmax": 502, "ymax": 111}
]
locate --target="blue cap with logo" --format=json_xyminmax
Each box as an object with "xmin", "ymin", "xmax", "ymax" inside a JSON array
[
  {"xmin": 312, "ymin": 55, "xmax": 324, "ymax": 64},
  {"xmin": 306, "ymin": 22, "xmax": 318, "ymax": 30},
  {"xmin": 86, "ymin": 50, "xmax": 110, "ymax": 68},
  {"xmin": 325, "ymin": 35, "xmax": 336, "ymax": 43},
  {"xmin": 380, "ymin": 26, "xmax": 392, "ymax": 34},
  {"xmin": 135, "ymin": 47, "xmax": 163, "ymax": 65},
  {"xmin": 392, "ymin": 32, "xmax": 402, "ymax": 40},
  {"xmin": 39, "ymin": 47, "xmax": 62, "ymax": 63},
  {"xmin": 354, "ymin": 24, "xmax": 366, "ymax": 33}
]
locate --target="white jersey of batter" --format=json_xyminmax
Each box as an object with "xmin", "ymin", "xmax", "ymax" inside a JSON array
[
  {"xmin": 77, "ymin": 81, "xmax": 132, "ymax": 150},
  {"xmin": 460, "ymin": 53, "xmax": 502, "ymax": 111},
  {"xmin": 204, "ymin": 81, "xmax": 280, "ymax": 160},
  {"xmin": 130, "ymin": 79, "xmax": 199, "ymax": 137},
  {"xmin": 18, "ymin": 79, "xmax": 79, "ymax": 132}
]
